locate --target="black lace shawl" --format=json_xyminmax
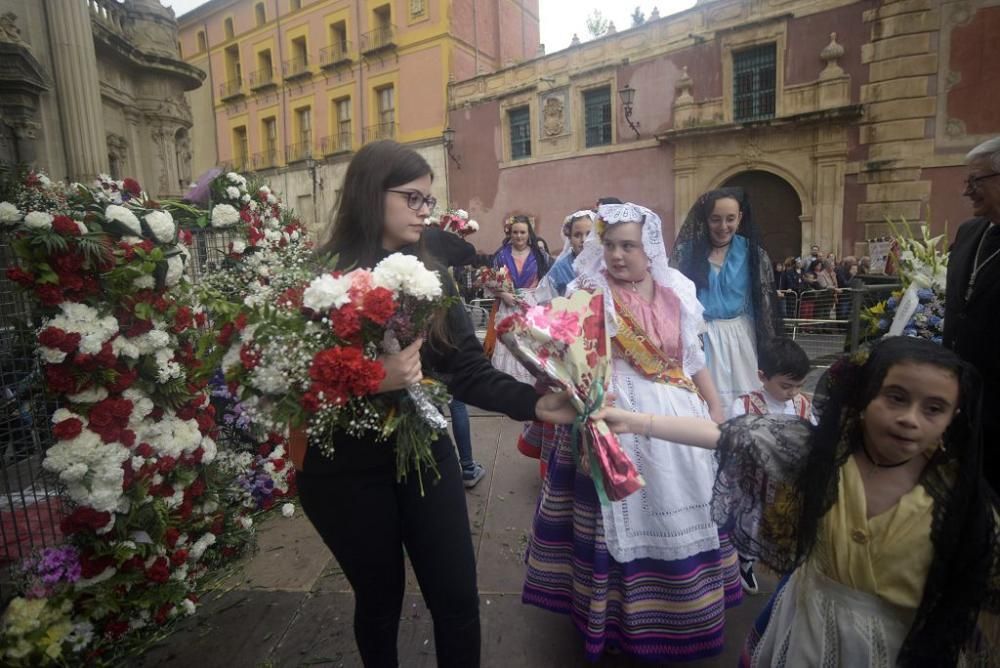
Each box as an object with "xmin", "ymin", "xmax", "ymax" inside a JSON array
[
  {"xmin": 668, "ymin": 188, "xmax": 781, "ymax": 355},
  {"xmin": 712, "ymin": 339, "xmax": 1000, "ymax": 665}
]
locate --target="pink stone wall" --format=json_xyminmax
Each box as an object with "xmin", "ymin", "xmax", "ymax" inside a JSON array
[
  {"xmin": 947, "ymin": 6, "xmax": 1000, "ymax": 136},
  {"xmin": 785, "ymin": 4, "xmax": 868, "ymax": 88},
  {"xmin": 399, "ymin": 45, "xmax": 444, "ymax": 135}
]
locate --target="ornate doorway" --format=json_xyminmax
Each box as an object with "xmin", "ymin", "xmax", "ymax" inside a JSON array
[{"xmin": 722, "ymin": 170, "xmax": 802, "ymax": 263}]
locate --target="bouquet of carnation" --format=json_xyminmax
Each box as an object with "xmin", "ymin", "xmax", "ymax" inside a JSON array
[
  {"xmin": 496, "ymin": 289, "xmax": 644, "ymax": 502},
  {"xmin": 475, "ymin": 265, "xmax": 513, "ymax": 294},
  {"xmin": 224, "ymin": 253, "xmax": 455, "ymax": 489},
  {"xmin": 437, "ymin": 208, "xmax": 480, "ymax": 237}
]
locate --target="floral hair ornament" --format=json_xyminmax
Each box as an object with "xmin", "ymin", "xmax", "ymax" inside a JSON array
[{"xmin": 505, "ymin": 215, "xmax": 533, "ymax": 234}]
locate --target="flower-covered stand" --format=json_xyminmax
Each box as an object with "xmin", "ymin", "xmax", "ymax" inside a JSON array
[{"xmin": 0, "ymin": 167, "xmax": 302, "ymax": 665}]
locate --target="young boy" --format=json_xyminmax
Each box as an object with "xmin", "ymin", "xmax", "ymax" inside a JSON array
[{"xmin": 731, "ymin": 337, "xmax": 816, "ymax": 594}]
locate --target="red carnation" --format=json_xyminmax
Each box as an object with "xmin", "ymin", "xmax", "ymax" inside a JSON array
[
  {"xmin": 146, "ymin": 556, "xmax": 170, "ymax": 584},
  {"xmin": 164, "ymin": 527, "xmax": 181, "ymax": 548},
  {"xmin": 361, "ymin": 286, "xmax": 397, "ymax": 325},
  {"xmin": 52, "ymin": 215, "xmax": 81, "ymax": 237},
  {"xmin": 239, "ymin": 344, "xmax": 261, "ymax": 370},
  {"xmin": 170, "ymin": 549, "xmax": 189, "ymax": 567},
  {"xmin": 122, "ymin": 177, "xmax": 142, "ymax": 196},
  {"xmin": 104, "ymin": 619, "xmax": 129, "ymax": 640},
  {"xmin": 5, "ymin": 266, "xmax": 35, "ymax": 286},
  {"xmin": 106, "ymin": 366, "xmax": 139, "ymax": 394},
  {"xmin": 157, "ymin": 456, "xmax": 177, "ymax": 474},
  {"xmin": 136, "ymin": 442, "xmax": 154, "ymax": 458},
  {"xmin": 52, "ymin": 417, "xmax": 84, "ymax": 440},
  {"xmin": 51, "ymin": 251, "xmax": 84, "ymax": 274},
  {"xmin": 306, "ymin": 346, "xmax": 385, "ymax": 407},
  {"xmin": 35, "ymin": 284, "xmax": 64, "ymax": 306},
  {"xmin": 329, "ymin": 306, "xmax": 361, "ymax": 340},
  {"xmin": 44, "ymin": 364, "xmax": 78, "ymax": 394},
  {"xmin": 38, "ymin": 327, "xmax": 81, "ymax": 353},
  {"xmin": 172, "ymin": 306, "xmax": 193, "ymax": 333},
  {"xmin": 189, "ymin": 477, "xmax": 206, "ymax": 498},
  {"xmin": 60, "ymin": 506, "xmax": 112, "ymax": 534},
  {"xmin": 79, "ymin": 551, "xmax": 114, "ymax": 578}
]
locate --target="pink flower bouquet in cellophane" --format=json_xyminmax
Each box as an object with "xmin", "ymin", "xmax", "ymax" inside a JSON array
[{"xmin": 496, "ymin": 289, "xmax": 644, "ymax": 502}]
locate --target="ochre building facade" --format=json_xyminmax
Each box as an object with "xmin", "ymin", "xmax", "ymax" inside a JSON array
[{"xmin": 178, "ymin": 0, "xmax": 539, "ymax": 232}]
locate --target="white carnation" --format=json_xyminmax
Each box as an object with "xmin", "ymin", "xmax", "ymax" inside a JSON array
[
  {"xmin": 75, "ymin": 220, "xmax": 89, "ymax": 235},
  {"xmin": 154, "ymin": 348, "xmax": 184, "ymax": 383},
  {"xmin": 238, "ymin": 515, "xmax": 253, "ymax": 530},
  {"xmin": 43, "ymin": 431, "xmax": 128, "ymax": 512},
  {"xmin": 0, "ymin": 201, "xmax": 21, "ymax": 223},
  {"xmin": 67, "ymin": 386, "xmax": 109, "ymax": 404},
  {"xmin": 164, "ymin": 254, "xmax": 186, "ymax": 287},
  {"xmin": 105, "ymin": 205, "xmax": 142, "ymax": 235},
  {"xmin": 372, "ymin": 253, "xmax": 443, "ymax": 300},
  {"xmin": 467, "ymin": 220, "xmax": 479, "ymax": 231},
  {"xmin": 132, "ymin": 275, "xmax": 155, "ymax": 290},
  {"xmin": 211, "ymin": 204, "xmax": 240, "ymax": 228},
  {"xmin": 231, "ymin": 239, "xmax": 247, "ymax": 254},
  {"xmin": 241, "ymin": 194, "xmax": 251, "ymax": 203},
  {"xmin": 189, "ymin": 532, "xmax": 217, "ymax": 561},
  {"xmin": 181, "ymin": 599, "xmax": 197, "ymax": 616},
  {"xmin": 226, "ymin": 186, "xmax": 240, "ymax": 199},
  {"xmin": 40, "ymin": 347, "xmax": 67, "ymax": 364},
  {"xmin": 281, "ymin": 503, "xmax": 295, "ymax": 518},
  {"xmin": 302, "ymin": 273, "xmax": 352, "ymax": 311},
  {"xmin": 144, "ymin": 210, "xmax": 175, "ymax": 243},
  {"xmin": 24, "ymin": 211, "xmax": 53, "ymax": 231}
]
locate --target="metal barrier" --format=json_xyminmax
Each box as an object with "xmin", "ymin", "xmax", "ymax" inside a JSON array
[
  {"xmin": 0, "ymin": 233, "xmax": 61, "ymax": 578},
  {"xmin": 779, "ymin": 280, "xmax": 901, "ymax": 366}
]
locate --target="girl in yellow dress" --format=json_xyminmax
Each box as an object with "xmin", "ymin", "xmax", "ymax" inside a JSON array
[{"xmin": 592, "ymin": 336, "xmax": 999, "ymax": 666}]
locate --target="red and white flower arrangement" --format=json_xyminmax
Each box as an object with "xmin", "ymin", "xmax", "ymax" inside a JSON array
[
  {"xmin": 0, "ymin": 167, "xmax": 300, "ymax": 664},
  {"xmin": 436, "ymin": 208, "xmax": 479, "ymax": 237},
  {"xmin": 221, "ymin": 252, "xmax": 455, "ymax": 488}
]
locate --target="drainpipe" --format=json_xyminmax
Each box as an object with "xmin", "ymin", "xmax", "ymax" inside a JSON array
[
  {"xmin": 472, "ymin": 0, "xmax": 479, "ymax": 74},
  {"xmin": 275, "ymin": 0, "xmax": 288, "ymax": 161},
  {"xmin": 357, "ymin": 0, "xmax": 364, "ymax": 146}
]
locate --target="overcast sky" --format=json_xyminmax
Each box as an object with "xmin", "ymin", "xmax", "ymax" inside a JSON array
[{"xmin": 162, "ymin": 0, "xmax": 697, "ymax": 53}]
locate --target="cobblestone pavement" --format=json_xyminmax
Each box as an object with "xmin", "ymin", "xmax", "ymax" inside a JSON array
[{"xmin": 138, "ymin": 411, "xmax": 775, "ymax": 667}]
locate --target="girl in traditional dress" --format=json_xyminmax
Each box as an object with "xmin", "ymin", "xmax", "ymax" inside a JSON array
[
  {"xmin": 522, "ymin": 203, "xmax": 740, "ymax": 663},
  {"xmin": 489, "ymin": 215, "xmax": 549, "ymax": 384},
  {"xmin": 671, "ymin": 188, "xmax": 781, "ymax": 417},
  {"xmin": 593, "ymin": 336, "xmax": 1000, "ymax": 666},
  {"xmin": 519, "ymin": 210, "xmax": 595, "ymax": 473}
]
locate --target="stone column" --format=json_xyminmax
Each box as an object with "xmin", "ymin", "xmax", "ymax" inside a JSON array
[{"xmin": 44, "ymin": 0, "xmax": 108, "ymax": 181}]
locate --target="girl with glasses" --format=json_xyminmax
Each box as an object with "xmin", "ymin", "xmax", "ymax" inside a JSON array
[{"xmin": 303, "ymin": 140, "xmax": 570, "ymax": 667}]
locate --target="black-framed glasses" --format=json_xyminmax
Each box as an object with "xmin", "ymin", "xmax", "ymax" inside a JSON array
[
  {"xmin": 387, "ymin": 189, "xmax": 437, "ymax": 212},
  {"xmin": 965, "ymin": 172, "xmax": 1000, "ymax": 191}
]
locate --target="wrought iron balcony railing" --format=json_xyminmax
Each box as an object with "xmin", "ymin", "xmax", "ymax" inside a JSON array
[
  {"xmin": 285, "ymin": 141, "xmax": 313, "ymax": 163},
  {"xmin": 361, "ymin": 25, "xmax": 396, "ymax": 54},
  {"xmin": 320, "ymin": 132, "xmax": 352, "ymax": 155},
  {"xmin": 219, "ymin": 78, "xmax": 244, "ymax": 100},
  {"xmin": 320, "ymin": 42, "xmax": 353, "ymax": 68},
  {"xmin": 362, "ymin": 122, "xmax": 395, "ymax": 144},
  {"xmin": 248, "ymin": 67, "xmax": 276, "ymax": 90},
  {"xmin": 282, "ymin": 57, "xmax": 311, "ymax": 80}
]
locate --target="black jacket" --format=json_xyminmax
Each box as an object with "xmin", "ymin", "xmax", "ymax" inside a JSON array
[
  {"xmin": 944, "ymin": 216, "xmax": 1000, "ymax": 490},
  {"xmin": 302, "ymin": 247, "xmax": 538, "ymax": 475}
]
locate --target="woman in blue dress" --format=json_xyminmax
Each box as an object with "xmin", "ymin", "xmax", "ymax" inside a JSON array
[{"xmin": 670, "ymin": 188, "xmax": 781, "ymax": 420}]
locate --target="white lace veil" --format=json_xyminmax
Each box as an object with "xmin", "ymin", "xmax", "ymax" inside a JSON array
[
  {"xmin": 569, "ymin": 203, "xmax": 706, "ymax": 374},
  {"xmin": 556, "ymin": 210, "xmax": 597, "ymax": 262}
]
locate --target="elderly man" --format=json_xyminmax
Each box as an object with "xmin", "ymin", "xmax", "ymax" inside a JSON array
[{"xmin": 944, "ymin": 136, "xmax": 1000, "ymax": 492}]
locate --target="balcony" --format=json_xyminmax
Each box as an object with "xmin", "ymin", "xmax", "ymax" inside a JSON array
[
  {"xmin": 285, "ymin": 141, "xmax": 313, "ymax": 163},
  {"xmin": 361, "ymin": 25, "xmax": 396, "ymax": 55},
  {"xmin": 320, "ymin": 132, "xmax": 352, "ymax": 155},
  {"xmin": 282, "ymin": 57, "xmax": 311, "ymax": 81},
  {"xmin": 219, "ymin": 78, "xmax": 244, "ymax": 101},
  {"xmin": 230, "ymin": 155, "xmax": 250, "ymax": 173},
  {"xmin": 252, "ymin": 149, "xmax": 279, "ymax": 170},
  {"xmin": 248, "ymin": 67, "xmax": 276, "ymax": 91},
  {"xmin": 319, "ymin": 42, "xmax": 353, "ymax": 68},
  {"xmin": 363, "ymin": 122, "xmax": 395, "ymax": 144}
]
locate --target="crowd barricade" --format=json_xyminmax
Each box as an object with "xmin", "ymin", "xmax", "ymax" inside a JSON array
[
  {"xmin": 782, "ymin": 288, "xmax": 852, "ymax": 364},
  {"xmin": 465, "ymin": 303, "xmax": 490, "ymax": 342}
]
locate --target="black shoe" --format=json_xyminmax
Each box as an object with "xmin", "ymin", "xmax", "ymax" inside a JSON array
[{"xmin": 739, "ymin": 560, "xmax": 759, "ymax": 595}]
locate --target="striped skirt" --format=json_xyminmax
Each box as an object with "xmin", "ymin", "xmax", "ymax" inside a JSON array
[
  {"xmin": 523, "ymin": 433, "xmax": 743, "ymax": 663},
  {"xmin": 518, "ymin": 421, "xmax": 569, "ymax": 479}
]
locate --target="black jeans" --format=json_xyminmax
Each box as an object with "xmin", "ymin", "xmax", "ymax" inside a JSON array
[{"xmin": 297, "ymin": 437, "xmax": 480, "ymax": 667}]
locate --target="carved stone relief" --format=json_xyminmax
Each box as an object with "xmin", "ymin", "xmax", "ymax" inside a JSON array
[{"xmin": 538, "ymin": 89, "xmax": 569, "ymax": 139}]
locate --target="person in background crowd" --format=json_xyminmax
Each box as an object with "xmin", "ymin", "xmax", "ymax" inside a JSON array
[
  {"xmin": 594, "ymin": 195, "xmax": 623, "ymax": 210},
  {"xmin": 421, "ymin": 225, "xmax": 492, "ymax": 489},
  {"xmin": 671, "ymin": 188, "xmax": 782, "ymax": 417},
  {"xmin": 729, "ymin": 336, "xmax": 816, "ymax": 595},
  {"xmin": 536, "ymin": 237, "xmax": 551, "ymax": 256},
  {"xmin": 807, "ymin": 244, "xmax": 821, "ymax": 264},
  {"xmin": 488, "ymin": 216, "xmax": 549, "ymax": 384},
  {"xmin": 778, "ymin": 256, "xmax": 806, "ymax": 318},
  {"xmin": 944, "ymin": 135, "xmax": 1000, "ymax": 494},
  {"xmin": 858, "ymin": 255, "xmax": 872, "ymax": 275},
  {"xmin": 519, "ymin": 209, "xmax": 596, "ymax": 475}
]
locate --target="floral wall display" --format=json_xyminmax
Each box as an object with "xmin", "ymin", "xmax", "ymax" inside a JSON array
[{"xmin": 0, "ymin": 167, "xmax": 301, "ymax": 665}]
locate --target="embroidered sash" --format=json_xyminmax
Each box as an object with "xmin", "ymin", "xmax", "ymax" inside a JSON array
[
  {"xmin": 611, "ymin": 293, "xmax": 698, "ymax": 395},
  {"xmin": 741, "ymin": 390, "xmax": 812, "ymax": 418}
]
